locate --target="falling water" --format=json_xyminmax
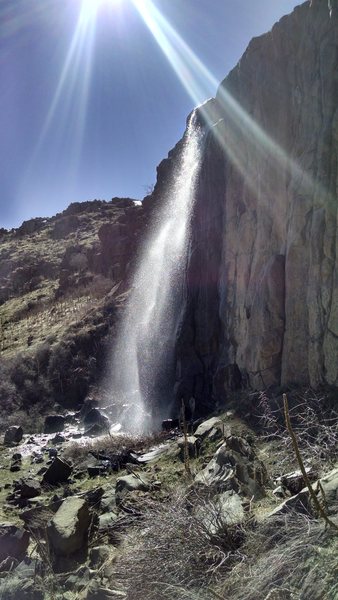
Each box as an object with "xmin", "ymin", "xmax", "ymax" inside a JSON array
[{"xmin": 110, "ymin": 112, "xmax": 203, "ymax": 432}]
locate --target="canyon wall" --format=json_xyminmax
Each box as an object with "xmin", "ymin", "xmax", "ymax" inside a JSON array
[{"xmin": 168, "ymin": 0, "xmax": 338, "ymax": 409}]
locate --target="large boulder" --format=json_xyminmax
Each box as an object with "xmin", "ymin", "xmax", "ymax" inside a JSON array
[
  {"xmin": 195, "ymin": 435, "xmax": 267, "ymax": 499},
  {"xmin": 4, "ymin": 426, "xmax": 23, "ymax": 445},
  {"xmin": 47, "ymin": 497, "xmax": 91, "ymax": 556},
  {"xmin": 0, "ymin": 523, "xmax": 29, "ymax": 562}
]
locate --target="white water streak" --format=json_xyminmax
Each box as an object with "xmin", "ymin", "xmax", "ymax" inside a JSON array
[{"xmin": 111, "ymin": 114, "xmax": 203, "ymax": 432}]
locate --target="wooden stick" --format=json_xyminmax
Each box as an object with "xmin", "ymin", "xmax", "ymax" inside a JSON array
[{"xmin": 283, "ymin": 393, "xmax": 338, "ymax": 531}]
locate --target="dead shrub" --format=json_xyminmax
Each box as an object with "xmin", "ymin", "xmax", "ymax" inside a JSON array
[
  {"xmin": 252, "ymin": 388, "xmax": 338, "ymax": 470},
  {"xmin": 218, "ymin": 509, "xmax": 338, "ymax": 600},
  {"xmin": 113, "ymin": 490, "xmax": 246, "ymax": 600}
]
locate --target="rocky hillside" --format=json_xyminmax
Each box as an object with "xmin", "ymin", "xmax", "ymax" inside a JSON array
[
  {"xmin": 0, "ymin": 198, "xmax": 149, "ymax": 427},
  {"xmin": 0, "ymin": 395, "xmax": 337, "ymax": 600}
]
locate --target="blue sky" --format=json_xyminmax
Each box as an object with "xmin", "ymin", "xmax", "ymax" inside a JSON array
[{"xmin": 0, "ymin": 0, "xmax": 301, "ymax": 229}]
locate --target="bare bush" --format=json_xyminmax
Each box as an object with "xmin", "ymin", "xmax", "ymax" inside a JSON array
[
  {"xmin": 218, "ymin": 508, "xmax": 338, "ymax": 600},
  {"xmin": 63, "ymin": 431, "xmax": 169, "ymax": 462},
  {"xmin": 254, "ymin": 388, "xmax": 338, "ymax": 470},
  {"xmin": 113, "ymin": 491, "xmax": 246, "ymax": 600}
]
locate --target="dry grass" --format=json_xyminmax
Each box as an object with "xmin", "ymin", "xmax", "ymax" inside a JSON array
[
  {"xmin": 218, "ymin": 507, "xmax": 338, "ymax": 600},
  {"xmin": 113, "ymin": 490, "xmax": 247, "ymax": 600}
]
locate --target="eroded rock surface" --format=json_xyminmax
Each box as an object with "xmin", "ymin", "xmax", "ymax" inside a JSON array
[{"xmin": 169, "ymin": 0, "xmax": 338, "ymax": 407}]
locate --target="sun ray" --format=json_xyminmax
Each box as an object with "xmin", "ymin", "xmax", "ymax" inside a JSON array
[
  {"xmin": 26, "ymin": 1, "xmax": 97, "ymax": 179},
  {"xmin": 132, "ymin": 0, "xmax": 335, "ymax": 223}
]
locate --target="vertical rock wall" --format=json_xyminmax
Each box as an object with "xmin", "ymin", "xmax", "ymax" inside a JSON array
[{"xmin": 172, "ymin": 0, "xmax": 338, "ymax": 408}]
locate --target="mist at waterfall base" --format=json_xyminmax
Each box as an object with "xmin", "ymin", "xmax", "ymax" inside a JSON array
[{"xmin": 109, "ymin": 114, "xmax": 203, "ymax": 433}]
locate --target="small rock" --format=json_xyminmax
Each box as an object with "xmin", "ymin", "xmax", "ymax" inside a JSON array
[
  {"xmin": 83, "ymin": 408, "xmax": 110, "ymax": 430},
  {"xmin": 100, "ymin": 490, "xmax": 116, "ymax": 513},
  {"xmin": 47, "ymin": 497, "xmax": 91, "ymax": 556},
  {"xmin": 64, "ymin": 565, "xmax": 91, "ymax": 590},
  {"xmin": 85, "ymin": 582, "xmax": 126, "ymax": 599},
  {"xmin": 272, "ymin": 486, "xmax": 286, "ymax": 498},
  {"xmin": 88, "ymin": 464, "xmax": 110, "ymax": 477},
  {"xmin": 31, "ymin": 453, "xmax": 44, "ymax": 464},
  {"xmin": 51, "ymin": 433, "xmax": 66, "ymax": 444},
  {"xmin": 16, "ymin": 479, "xmax": 41, "ymax": 500},
  {"xmin": 43, "ymin": 457, "xmax": 72, "ymax": 485},
  {"xmin": 269, "ymin": 489, "xmax": 310, "ymax": 517},
  {"xmin": 85, "ymin": 487, "xmax": 104, "ymax": 507},
  {"xmin": 44, "ymin": 415, "xmax": 65, "ymax": 434},
  {"xmin": 85, "ymin": 423, "xmax": 109, "ymax": 437},
  {"xmin": 115, "ymin": 474, "xmax": 150, "ymax": 498},
  {"xmin": 162, "ymin": 418, "xmax": 180, "ymax": 431},
  {"xmin": 4, "ymin": 426, "xmax": 23, "ymax": 445},
  {"xmin": 10, "ymin": 462, "xmax": 21, "ymax": 473},
  {"xmin": 12, "ymin": 452, "xmax": 22, "ymax": 461},
  {"xmin": 0, "ymin": 523, "xmax": 30, "ymax": 562},
  {"xmin": 98, "ymin": 512, "xmax": 118, "ymax": 533},
  {"xmin": 48, "ymin": 447, "xmax": 58, "ymax": 459},
  {"xmin": 89, "ymin": 545, "xmax": 111, "ymax": 567}
]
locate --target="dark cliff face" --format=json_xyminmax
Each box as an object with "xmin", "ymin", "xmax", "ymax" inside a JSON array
[{"xmin": 155, "ymin": 0, "xmax": 338, "ymax": 410}]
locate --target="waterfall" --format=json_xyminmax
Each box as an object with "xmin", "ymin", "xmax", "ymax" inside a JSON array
[{"xmin": 110, "ymin": 112, "xmax": 203, "ymax": 432}]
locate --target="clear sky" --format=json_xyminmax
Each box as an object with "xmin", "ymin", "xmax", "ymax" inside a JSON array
[{"xmin": 1, "ymin": 0, "xmax": 301, "ymax": 229}]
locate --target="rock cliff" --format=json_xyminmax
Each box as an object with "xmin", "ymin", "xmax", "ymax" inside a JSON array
[{"xmin": 167, "ymin": 0, "xmax": 338, "ymax": 409}]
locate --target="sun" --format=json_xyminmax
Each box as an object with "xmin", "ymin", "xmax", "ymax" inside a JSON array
[{"xmin": 81, "ymin": 0, "xmax": 123, "ymax": 20}]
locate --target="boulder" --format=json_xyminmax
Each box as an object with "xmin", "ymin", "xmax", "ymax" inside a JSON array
[
  {"xmin": 115, "ymin": 474, "xmax": 150, "ymax": 499},
  {"xmin": 0, "ymin": 523, "xmax": 29, "ymax": 562},
  {"xmin": 177, "ymin": 435, "xmax": 199, "ymax": 459},
  {"xmin": 16, "ymin": 479, "xmax": 41, "ymax": 500},
  {"xmin": 318, "ymin": 467, "xmax": 338, "ymax": 511},
  {"xmin": 194, "ymin": 417, "xmax": 224, "ymax": 440},
  {"xmin": 43, "ymin": 457, "xmax": 72, "ymax": 485},
  {"xmin": 98, "ymin": 512, "xmax": 118, "ymax": 533},
  {"xmin": 162, "ymin": 418, "xmax": 180, "ymax": 431},
  {"xmin": 195, "ymin": 436, "xmax": 266, "ymax": 499},
  {"xmin": 276, "ymin": 467, "xmax": 317, "ymax": 495},
  {"xmin": 271, "ymin": 466, "xmax": 338, "ymax": 518},
  {"xmin": 10, "ymin": 452, "xmax": 22, "ymax": 472},
  {"xmin": 198, "ymin": 490, "xmax": 245, "ymax": 536},
  {"xmin": 269, "ymin": 490, "xmax": 311, "ymax": 517},
  {"xmin": 4, "ymin": 426, "xmax": 23, "ymax": 445},
  {"xmin": 47, "ymin": 497, "xmax": 91, "ymax": 556},
  {"xmin": 83, "ymin": 408, "xmax": 109, "ymax": 430},
  {"xmin": 100, "ymin": 490, "xmax": 117, "ymax": 513},
  {"xmin": 44, "ymin": 415, "xmax": 65, "ymax": 434}
]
